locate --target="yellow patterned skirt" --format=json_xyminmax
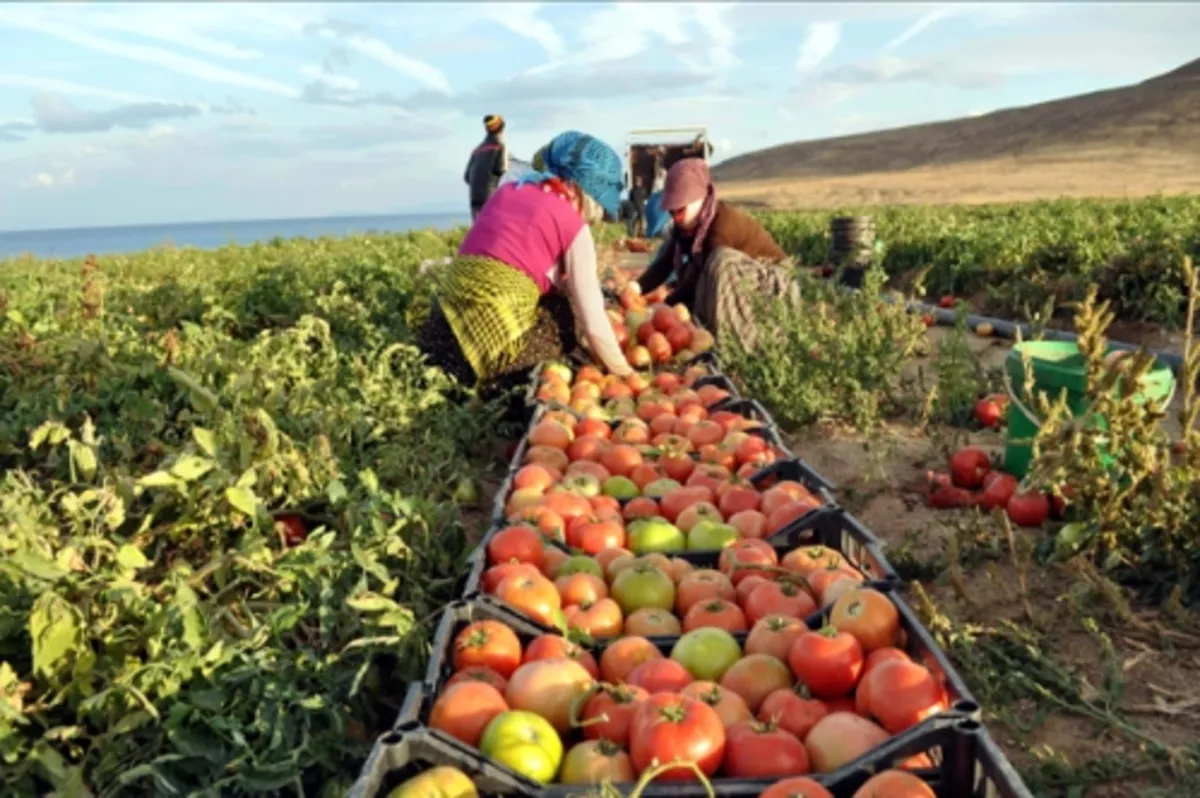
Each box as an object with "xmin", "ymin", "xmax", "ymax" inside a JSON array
[{"xmin": 416, "ymin": 255, "xmax": 579, "ymax": 391}]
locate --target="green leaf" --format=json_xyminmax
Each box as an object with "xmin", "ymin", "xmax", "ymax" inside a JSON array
[
  {"xmin": 192, "ymin": 427, "xmax": 218, "ymax": 457},
  {"xmin": 345, "ymin": 593, "xmax": 398, "ymax": 614},
  {"xmin": 168, "ymin": 367, "xmax": 220, "ymax": 413},
  {"xmin": 10, "ymin": 551, "xmax": 68, "ymax": 582},
  {"xmin": 69, "ymin": 442, "xmax": 98, "ymax": 481},
  {"xmin": 225, "ymin": 486, "xmax": 258, "ymax": 517},
  {"xmin": 29, "ymin": 593, "xmax": 82, "ymax": 679},
  {"xmin": 116, "ymin": 545, "xmax": 151, "ymax": 571},
  {"xmin": 138, "ymin": 470, "xmax": 182, "ymax": 489},
  {"xmin": 175, "ymin": 584, "xmax": 206, "ymax": 651},
  {"xmin": 325, "ymin": 478, "xmax": 348, "ymax": 505},
  {"xmin": 235, "ymin": 468, "xmax": 257, "ymax": 489},
  {"xmin": 171, "ymin": 455, "xmax": 214, "ymax": 482}
]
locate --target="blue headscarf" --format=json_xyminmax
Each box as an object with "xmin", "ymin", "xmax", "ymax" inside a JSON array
[
  {"xmin": 644, "ymin": 190, "xmax": 669, "ymax": 237},
  {"xmin": 515, "ymin": 130, "xmax": 624, "ymax": 218}
]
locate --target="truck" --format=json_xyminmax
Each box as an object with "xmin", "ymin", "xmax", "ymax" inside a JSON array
[{"xmin": 618, "ymin": 126, "xmax": 712, "ymax": 230}]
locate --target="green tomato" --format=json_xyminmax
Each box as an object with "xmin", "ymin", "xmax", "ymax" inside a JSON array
[
  {"xmin": 554, "ymin": 555, "xmax": 604, "ymax": 579},
  {"xmin": 602, "ymin": 476, "xmax": 640, "ymax": 500},
  {"xmin": 559, "ymin": 473, "xmax": 600, "ymax": 498},
  {"xmin": 687, "ymin": 520, "xmax": 739, "ymax": 551},
  {"xmin": 479, "ymin": 710, "xmax": 564, "ymax": 784},
  {"xmin": 627, "ymin": 517, "xmax": 685, "ymax": 555},
  {"xmin": 670, "ymin": 628, "xmax": 743, "ymax": 682},
  {"xmin": 642, "ymin": 478, "xmax": 682, "ymax": 500},
  {"xmin": 610, "ymin": 564, "xmax": 675, "ymax": 614}
]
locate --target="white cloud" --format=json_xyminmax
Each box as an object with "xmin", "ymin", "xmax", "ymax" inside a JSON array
[
  {"xmin": 0, "ymin": 73, "xmax": 158, "ymax": 104},
  {"xmin": 476, "ymin": 3, "xmax": 565, "ymax": 60},
  {"xmin": 795, "ymin": 22, "xmax": 840, "ymax": 72},
  {"xmin": 298, "ymin": 64, "xmax": 360, "ymax": 93},
  {"xmin": 306, "ymin": 22, "xmax": 452, "ymax": 94},
  {"xmin": 0, "ymin": 15, "xmax": 299, "ymax": 97},
  {"xmin": 21, "ymin": 167, "xmax": 75, "ymax": 189}
]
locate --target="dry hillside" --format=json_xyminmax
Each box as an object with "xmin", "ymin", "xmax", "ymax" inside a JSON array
[{"xmin": 715, "ymin": 58, "xmax": 1200, "ymax": 208}]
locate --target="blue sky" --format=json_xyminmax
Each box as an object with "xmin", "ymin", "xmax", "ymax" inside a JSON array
[{"xmin": 1, "ymin": 2, "xmax": 1198, "ymax": 231}]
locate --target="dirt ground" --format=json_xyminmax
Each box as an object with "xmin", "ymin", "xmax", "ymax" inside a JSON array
[
  {"xmin": 785, "ymin": 327, "xmax": 1198, "ymax": 797},
  {"xmin": 716, "ymin": 149, "xmax": 1200, "ymax": 210}
]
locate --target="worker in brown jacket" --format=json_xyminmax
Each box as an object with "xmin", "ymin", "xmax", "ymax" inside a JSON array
[
  {"xmin": 635, "ymin": 158, "xmax": 795, "ymax": 350},
  {"xmin": 464, "ymin": 114, "xmax": 509, "ymax": 221}
]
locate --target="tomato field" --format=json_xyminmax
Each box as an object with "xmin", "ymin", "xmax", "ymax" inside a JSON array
[{"xmin": 2, "ymin": 196, "xmax": 1199, "ymax": 797}]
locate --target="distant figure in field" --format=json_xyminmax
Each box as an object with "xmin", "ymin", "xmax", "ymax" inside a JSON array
[
  {"xmin": 627, "ymin": 176, "xmax": 648, "ymax": 238},
  {"xmin": 464, "ymin": 114, "xmax": 509, "ymax": 222}
]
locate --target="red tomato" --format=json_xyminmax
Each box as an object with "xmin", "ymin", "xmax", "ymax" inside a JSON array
[
  {"xmin": 276, "ymin": 514, "xmax": 307, "ymax": 546},
  {"xmin": 495, "ymin": 572, "xmax": 562, "ymax": 627},
  {"xmin": 974, "ymin": 397, "xmax": 1004, "ymax": 428},
  {"xmin": 937, "ymin": 295, "xmax": 954, "ymax": 309},
  {"xmin": 444, "ymin": 666, "xmax": 508, "ymax": 693},
  {"xmin": 788, "ymin": 626, "xmax": 865, "ymax": 699},
  {"xmin": 429, "ymin": 681, "xmax": 508, "ymax": 747},
  {"xmin": 829, "ymin": 588, "xmax": 900, "ymax": 653},
  {"xmin": 745, "ymin": 615, "xmax": 808, "ymax": 661},
  {"xmin": 855, "ymin": 648, "xmax": 912, "ymax": 716},
  {"xmin": 744, "ymin": 580, "xmax": 818, "ymax": 626},
  {"xmin": 629, "ymin": 694, "xmax": 727, "ymax": 779},
  {"xmin": 862, "ymin": 660, "xmax": 949, "ymax": 733},
  {"xmin": 718, "ymin": 539, "xmax": 779, "ymax": 585},
  {"xmin": 487, "ymin": 525, "xmax": 546, "ymax": 568},
  {"xmin": 805, "ymin": 712, "xmax": 889, "ymax": 773},
  {"xmin": 522, "ymin": 634, "xmax": 599, "ymax": 678},
  {"xmin": 757, "ymin": 688, "xmax": 829, "ymax": 741},
  {"xmin": 452, "ymin": 620, "xmax": 522, "ymax": 678},
  {"xmin": 723, "ymin": 719, "xmax": 810, "ymax": 778},
  {"xmin": 852, "ymin": 770, "xmax": 936, "ymax": 797},
  {"xmin": 581, "ymin": 684, "xmax": 649, "ymax": 747},
  {"xmin": 948, "ymin": 448, "xmax": 991, "ymax": 489},
  {"xmin": 682, "ymin": 599, "xmax": 748, "ymax": 633},
  {"xmin": 626, "ymin": 658, "xmax": 694, "ymax": 695},
  {"xmin": 759, "ymin": 777, "xmax": 834, "ymax": 798},
  {"xmin": 1006, "ymin": 491, "xmax": 1050, "ymax": 527}
]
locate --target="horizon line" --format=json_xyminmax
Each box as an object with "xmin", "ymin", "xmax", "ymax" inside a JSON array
[{"xmin": 0, "ymin": 209, "xmax": 470, "ymax": 237}]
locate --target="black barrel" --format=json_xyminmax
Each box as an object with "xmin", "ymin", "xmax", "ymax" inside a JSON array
[{"xmin": 830, "ymin": 215, "xmax": 876, "ymax": 288}]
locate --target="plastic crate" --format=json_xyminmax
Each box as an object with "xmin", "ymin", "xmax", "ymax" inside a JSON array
[
  {"xmin": 421, "ymin": 583, "xmax": 978, "ymax": 718},
  {"xmin": 353, "ymin": 713, "xmax": 1033, "ymax": 798}
]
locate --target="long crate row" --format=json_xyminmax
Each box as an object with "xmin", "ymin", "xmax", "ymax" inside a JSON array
[{"xmin": 350, "ymin": 297, "xmax": 1033, "ymax": 797}]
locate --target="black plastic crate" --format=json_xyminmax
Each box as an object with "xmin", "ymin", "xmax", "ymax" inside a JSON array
[
  {"xmin": 423, "ymin": 580, "xmax": 978, "ymax": 717},
  {"xmin": 353, "ymin": 711, "xmax": 1032, "ymax": 798}
]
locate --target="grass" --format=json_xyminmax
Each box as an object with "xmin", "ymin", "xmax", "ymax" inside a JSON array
[{"xmin": 1, "ymin": 193, "xmax": 1198, "ymax": 796}]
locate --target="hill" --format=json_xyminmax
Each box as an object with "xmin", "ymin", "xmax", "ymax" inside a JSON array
[{"xmin": 714, "ymin": 58, "xmax": 1200, "ymax": 208}]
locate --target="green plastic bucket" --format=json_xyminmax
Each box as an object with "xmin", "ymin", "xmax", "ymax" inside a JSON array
[{"xmin": 1003, "ymin": 341, "xmax": 1176, "ymax": 479}]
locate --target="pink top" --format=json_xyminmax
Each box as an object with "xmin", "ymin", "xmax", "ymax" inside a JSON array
[{"xmin": 458, "ymin": 183, "xmax": 585, "ymax": 294}]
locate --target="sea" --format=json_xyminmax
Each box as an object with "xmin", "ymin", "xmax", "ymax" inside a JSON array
[{"xmin": 0, "ymin": 212, "xmax": 470, "ymax": 261}]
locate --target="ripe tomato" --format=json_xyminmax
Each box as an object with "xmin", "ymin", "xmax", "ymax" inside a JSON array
[
  {"xmin": 623, "ymin": 497, "xmax": 661, "ymax": 521},
  {"xmin": 482, "ymin": 562, "xmax": 542, "ymax": 595},
  {"xmin": 723, "ymin": 719, "xmax": 810, "ymax": 778},
  {"xmin": 575, "ymin": 519, "xmax": 626, "ymax": 555},
  {"xmin": 1006, "ymin": 491, "xmax": 1050, "ymax": 527},
  {"xmin": 758, "ymin": 687, "xmax": 829, "ymax": 740},
  {"xmin": 980, "ymin": 472, "xmax": 1018, "ymax": 510},
  {"xmin": 746, "ymin": 615, "xmax": 808, "ymax": 661},
  {"xmin": 276, "ymin": 514, "xmax": 307, "ymax": 546},
  {"xmin": 505, "ymin": 657, "xmax": 595, "ymax": 734},
  {"xmin": 522, "ymin": 634, "xmax": 599, "ymax": 678},
  {"xmin": 805, "ymin": 712, "xmax": 889, "ymax": 773},
  {"xmin": 560, "ymin": 739, "xmax": 637, "ymax": 786},
  {"xmin": 788, "ymin": 626, "xmax": 864, "ymax": 699},
  {"xmin": 781, "ymin": 545, "xmax": 848, "ymax": 577},
  {"xmin": 626, "ymin": 658, "xmax": 694, "ymax": 695},
  {"xmin": 852, "ymin": 769, "xmax": 936, "ymax": 797},
  {"xmin": 948, "ymin": 447, "xmax": 991, "ymax": 489},
  {"xmin": 719, "ymin": 539, "xmax": 780, "ymax": 584},
  {"xmin": 861, "ymin": 660, "xmax": 948, "ymax": 733},
  {"xmin": 759, "ymin": 777, "xmax": 834, "ymax": 798},
  {"xmin": 599, "ymin": 636, "xmax": 663, "ymax": 684},
  {"xmin": 974, "ymin": 396, "xmax": 1004, "ymax": 428},
  {"xmin": 444, "ymin": 665, "xmax": 508, "ymax": 693},
  {"xmin": 829, "ymin": 587, "xmax": 900, "ymax": 653},
  {"xmin": 565, "ymin": 598, "xmax": 624, "ymax": 638},
  {"xmin": 744, "ymin": 580, "xmax": 818, "ymax": 626},
  {"xmin": 624, "ymin": 607, "xmax": 683, "ymax": 636},
  {"xmin": 452, "ymin": 620, "xmax": 522, "ymax": 678},
  {"xmin": 675, "ymin": 570, "xmax": 736, "ymax": 616},
  {"xmin": 855, "ymin": 647, "xmax": 912, "ymax": 716},
  {"xmin": 629, "ymin": 694, "xmax": 727, "ymax": 779},
  {"xmin": 680, "ymin": 681, "xmax": 753, "ymax": 728},
  {"xmin": 683, "ymin": 599, "xmax": 748, "ymax": 633},
  {"xmin": 487, "ymin": 525, "xmax": 546, "ymax": 568},
  {"xmin": 429, "ymin": 681, "xmax": 508, "ymax": 747},
  {"xmin": 580, "ymin": 684, "xmax": 649, "ymax": 747},
  {"xmin": 719, "ymin": 654, "xmax": 793, "ymax": 713},
  {"xmin": 496, "ymin": 573, "xmax": 562, "ymax": 628}
]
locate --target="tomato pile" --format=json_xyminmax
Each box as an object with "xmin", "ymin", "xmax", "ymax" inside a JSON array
[
  {"xmin": 357, "ymin": 292, "xmax": 1028, "ymax": 798},
  {"xmin": 430, "ymin": 581, "xmax": 951, "ymax": 787},
  {"xmin": 919, "ymin": 446, "xmax": 1054, "ymax": 527}
]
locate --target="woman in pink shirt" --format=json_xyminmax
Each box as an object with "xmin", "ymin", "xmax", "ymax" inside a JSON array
[{"xmin": 417, "ymin": 131, "xmax": 632, "ymax": 395}]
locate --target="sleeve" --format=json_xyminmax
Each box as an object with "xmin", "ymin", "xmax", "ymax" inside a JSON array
[
  {"xmin": 564, "ymin": 226, "xmax": 633, "ymax": 376},
  {"xmin": 636, "ymin": 241, "xmax": 675, "ymax": 294},
  {"xmin": 665, "ymin": 255, "xmax": 703, "ymax": 306},
  {"xmin": 463, "ymin": 152, "xmax": 472, "ymax": 185}
]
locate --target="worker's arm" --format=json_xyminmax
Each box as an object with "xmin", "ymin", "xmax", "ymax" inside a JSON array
[
  {"xmin": 493, "ymin": 143, "xmax": 509, "ymax": 177},
  {"xmin": 665, "ymin": 255, "xmax": 702, "ymax": 306},
  {"xmin": 635, "ymin": 240, "xmax": 674, "ymax": 294},
  {"xmin": 564, "ymin": 226, "xmax": 633, "ymax": 376},
  {"xmin": 463, "ymin": 152, "xmax": 472, "ymax": 185}
]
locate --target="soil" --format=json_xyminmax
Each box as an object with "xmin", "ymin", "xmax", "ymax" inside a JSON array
[{"xmin": 783, "ymin": 327, "xmax": 1199, "ymax": 796}]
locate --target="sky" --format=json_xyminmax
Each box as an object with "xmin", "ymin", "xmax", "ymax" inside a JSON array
[{"xmin": 2, "ymin": 2, "xmax": 1199, "ymax": 232}]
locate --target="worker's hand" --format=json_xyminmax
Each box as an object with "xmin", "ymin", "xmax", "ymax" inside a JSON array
[{"xmin": 626, "ymin": 282, "xmax": 642, "ymax": 295}]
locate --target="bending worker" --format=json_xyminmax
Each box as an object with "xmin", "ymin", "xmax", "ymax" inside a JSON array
[
  {"xmin": 464, "ymin": 114, "xmax": 509, "ymax": 221},
  {"xmin": 635, "ymin": 158, "xmax": 793, "ymax": 349},
  {"xmin": 420, "ymin": 130, "xmax": 634, "ymax": 397}
]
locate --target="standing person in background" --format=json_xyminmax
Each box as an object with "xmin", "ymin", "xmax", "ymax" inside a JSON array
[
  {"xmin": 464, "ymin": 114, "xmax": 509, "ymax": 222},
  {"xmin": 652, "ymin": 154, "xmax": 667, "ymax": 194},
  {"xmin": 420, "ymin": 130, "xmax": 633, "ymax": 405},
  {"xmin": 627, "ymin": 177, "xmax": 648, "ymax": 238}
]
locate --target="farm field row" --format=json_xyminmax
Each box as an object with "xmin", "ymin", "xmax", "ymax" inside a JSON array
[{"xmin": 1, "ymin": 194, "xmax": 1198, "ymax": 795}]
